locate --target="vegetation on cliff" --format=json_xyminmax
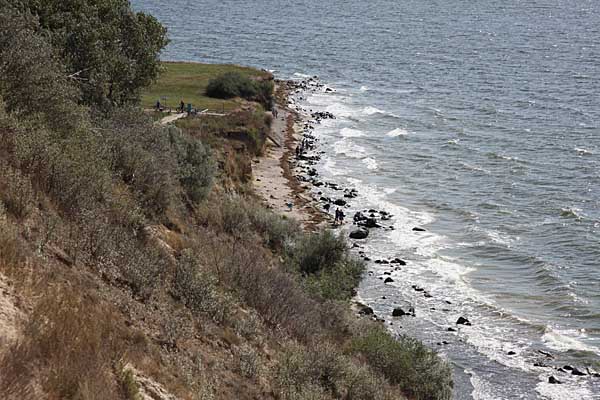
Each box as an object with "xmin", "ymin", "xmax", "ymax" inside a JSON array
[{"xmin": 0, "ymin": 1, "xmax": 452, "ymax": 399}]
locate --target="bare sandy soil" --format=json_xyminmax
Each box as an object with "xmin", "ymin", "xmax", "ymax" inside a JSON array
[{"xmin": 253, "ymin": 105, "xmax": 326, "ymax": 229}]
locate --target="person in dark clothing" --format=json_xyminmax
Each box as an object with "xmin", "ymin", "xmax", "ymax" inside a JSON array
[{"xmin": 180, "ymin": 100, "xmax": 185, "ymax": 113}]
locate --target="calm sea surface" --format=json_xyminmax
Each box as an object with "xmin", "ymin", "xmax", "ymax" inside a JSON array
[{"xmin": 132, "ymin": 1, "xmax": 600, "ymax": 398}]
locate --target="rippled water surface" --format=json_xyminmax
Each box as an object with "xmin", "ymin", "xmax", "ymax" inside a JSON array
[{"xmin": 133, "ymin": 0, "xmax": 600, "ymax": 398}]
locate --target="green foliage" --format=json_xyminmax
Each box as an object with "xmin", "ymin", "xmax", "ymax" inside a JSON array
[
  {"xmin": 276, "ymin": 341, "xmax": 394, "ymax": 400},
  {"xmin": 303, "ymin": 259, "xmax": 364, "ymax": 301},
  {"xmin": 119, "ymin": 368, "xmax": 141, "ymax": 400},
  {"xmin": 206, "ymin": 72, "xmax": 274, "ymax": 109},
  {"xmin": 351, "ymin": 325, "xmax": 453, "ymax": 400},
  {"xmin": 245, "ymin": 204, "xmax": 301, "ymax": 251},
  {"xmin": 173, "ymin": 249, "xmax": 232, "ymax": 323},
  {"xmin": 206, "ymin": 72, "xmax": 258, "ymax": 99},
  {"xmin": 0, "ymin": 4, "xmax": 88, "ymax": 134},
  {"xmin": 118, "ymin": 240, "xmax": 169, "ymax": 301},
  {"xmin": 141, "ymin": 62, "xmax": 270, "ymax": 112},
  {"xmin": 291, "ymin": 230, "xmax": 348, "ymax": 275},
  {"xmin": 19, "ymin": 0, "xmax": 168, "ymax": 107},
  {"xmin": 100, "ymin": 110, "xmax": 179, "ymax": 217},
  {"xmin": 168, "ymin": 126, "xmax": 215, "ymax": 203}
]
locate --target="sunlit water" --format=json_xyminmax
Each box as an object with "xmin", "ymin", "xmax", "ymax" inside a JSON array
[{"xmin": 132, "ymin": 1, "xmax": 600, "ymax": 398}]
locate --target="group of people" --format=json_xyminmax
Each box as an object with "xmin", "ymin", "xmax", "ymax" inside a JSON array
[
  {"xmin": 154, "ymin": 99, "xmax": 188, "ymax": 114},
  {"xmin": 334, "ymin": 207, "xmax": 345, "ymax": 225}
]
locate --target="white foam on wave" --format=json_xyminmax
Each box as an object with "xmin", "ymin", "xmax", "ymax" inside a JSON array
[
  {"xmin": 320, "ymin": 156, "xmax": 344, "ymax": 176},
  {"xmin": 361, "ymin": 157, "xmax": 378, "ymax": 170},
  {"xmin": 339, "ymin": 127, "xmax": 364, "ymax": 137},
  {"xmin": 333, "ymin": 139, "xmax": 366, "ymax": 158},
  {"xmin": 325, "ymin": 102, "xmax": 354, "ymax": 118},
  {"xmin": 466, "ymin": 369, "xmax": 503, "ymax": 400},
  {"xmin": 386, "ymin": 128, "xmax": 409, "ymax": 137},
  {"xmin": 536, "ymin": 377, "xmax": 595, "ymax": 400},
  {"xmin": 293, "ymin": 72, "xmax": 312, "ymax": 78},
  {"xmin": 575, "ymin": 147, "xmax": 593, "ymax": 155},
  {"xmin": 541, "ymin": 327, "xmax": 599, "ymax": 355},
  {"xmin": 359, "ymin": 85, "xmax": 369, "ymax": 92}
]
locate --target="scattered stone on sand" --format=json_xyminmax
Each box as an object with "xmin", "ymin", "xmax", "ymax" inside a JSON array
[{"xmin": 456, "ymin": 316, "xmax": 471, "ymax": 326}]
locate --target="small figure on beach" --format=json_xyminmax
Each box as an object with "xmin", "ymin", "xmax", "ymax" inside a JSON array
[
  {"xmin": 334, "ymin": 208, "xmax": 341, "ymax": 225},
  {"xmin": 155, "ymin": 100, "xmax": 161, "ymax": 111},
  {"xmin": 180, "ymin": 100, "xmax": 185, "ymax": 113},
  {"xmin": 273, "ymin": 108, "xmax": 278, "ymax": 119},
  {"xmin": 295, "ymin": 145, "xmax": 301, "ymax": 158},
  {"xmin": 286, "ymin": 201, "xmax": 293, "ymax": 212}
]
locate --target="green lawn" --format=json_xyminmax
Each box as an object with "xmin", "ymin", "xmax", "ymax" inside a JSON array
[{"xmin": 141, "ymin": 61, "xmax": 270, "ymax": 112}]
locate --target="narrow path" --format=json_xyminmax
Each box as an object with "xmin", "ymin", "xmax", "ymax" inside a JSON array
[{"xmin": 159, "ymin": 112, "xmax": 186, "ymax": 125}]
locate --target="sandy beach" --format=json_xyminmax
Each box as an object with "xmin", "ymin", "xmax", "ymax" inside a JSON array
[{"xmin": 252, "ymin": 87, "xmax": 327, "ymax": 229}]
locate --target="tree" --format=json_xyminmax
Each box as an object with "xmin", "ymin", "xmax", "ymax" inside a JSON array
[{"xmin": 19, "ymin": 0, "xmax": 169, "ymax": 107}]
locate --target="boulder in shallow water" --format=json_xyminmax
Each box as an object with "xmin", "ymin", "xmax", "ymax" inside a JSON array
[
  {"xmin": 456, "ymin": 316, "xmax": 471, "ymax": 326},
  {"xmin": 548, "ymin": 376, "xmax": 561, "ymax": 384},
  {"xmin": 392, "ymin": 308, "xmax": 407, "ymax": 317},
  {"xmin": 349, "ymin": 228, "xmax": 369, "ymax": 239},
  {"xmin": 412, "ymin": 227, "xmax": 426, "ymax": 232},
  {"xmin": 391, "ymin": 258, "xmax": 406, "ymax": 265},
  {"xmin": 571, "ymin": 367, "xmax": 586, "ymax": 376},
  {"xmin": 384, "ymin": 277, "xmax": 394, "ymax": 283},
  {"xmin": 364, "ymin": 218, "xmax": 381, "ymax": 228},
  {"xmin": 334, "ymin": 199, "xmax": 346, "ymax": 206}
]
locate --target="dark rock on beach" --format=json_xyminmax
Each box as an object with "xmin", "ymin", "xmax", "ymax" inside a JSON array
[
  {"xmin": 548, "ymin": 376, "xmax": 561, "ymax": 384},
  {"xmin": 412, "ymin": 227, "xmax": 426, "ymax": 232},
  {"xmin": 359, "ymin": 306, "xmax": 374, "ymax": 315},
  {"xmin": 456, "ymin": 316, "xmax": 472, "ymax": 326},
  {"xmin": 349, "ymin": 228, "xmax": 369, "ymax": 239},
  {"xmin": 392, "ymin": 307, "xmax": 407, "ymax": 317},
  {"xmin": 384, "ymin": 277, "xmax": 394, "ymax": 283},
  {"xmin": 570, "ymin": 367, "xmax": 587, "ymax": 376}
]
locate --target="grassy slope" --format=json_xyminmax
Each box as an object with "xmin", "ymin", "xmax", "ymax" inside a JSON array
[{"xmin": 141, "ymin": 61, "xmax": 270, "ymax": 112}]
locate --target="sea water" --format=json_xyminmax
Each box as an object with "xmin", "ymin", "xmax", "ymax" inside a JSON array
[{"xmin": 132, "ymin": 1, "xmax": 600, "ymax": 398}]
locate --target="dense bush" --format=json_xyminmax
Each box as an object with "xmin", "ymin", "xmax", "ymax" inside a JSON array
[
  {"xmin": 114, "ymin": 238, "xmax": 169, "ymax": 301},
  {"xmin": 15, "ymin": 0, "xmax": 168, "ymax": 107},
  {"xmin": 101, "ymin": 110, "xmax": 179, "ymax": 217},
  {"xmin": 173, "ymin": 249, "xmax": 232, "ymax": 323},
  {"xmin": 206, "ymin": 72, "xmax": 258, "ymax": 100},
  {"xmin": 169, "ymin": 126, "xmax": 215, "ymax": 203},
  {"xmin": 245, "ymin": 204, "xmax": 300, "ymax": 250},
  {"xmin": 351, "ymin": 325, "xmax": 453, "ymax": 400},
  {"xmin": 206, "ymin": 72, "xmax": 273, "ymax": 109},
  {"xmin": 303, "ymin": 258, "xmax": 364, "ymax": 301},
  {"xmin": 290, "ymin": 230, "xmax": 348, "ymax": 275},
  {"xmin": 275, "ymin": 341, "xmax": 396, "ymax": 400}
]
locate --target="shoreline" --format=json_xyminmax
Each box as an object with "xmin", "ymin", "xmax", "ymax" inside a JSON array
[
  {"xmin": 252, "ymin": 83, "xmax": 329, "ymax": 230},
  {"xmin": 253, "ymin": 76, "xmax": 600, "ymax": 400}
]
